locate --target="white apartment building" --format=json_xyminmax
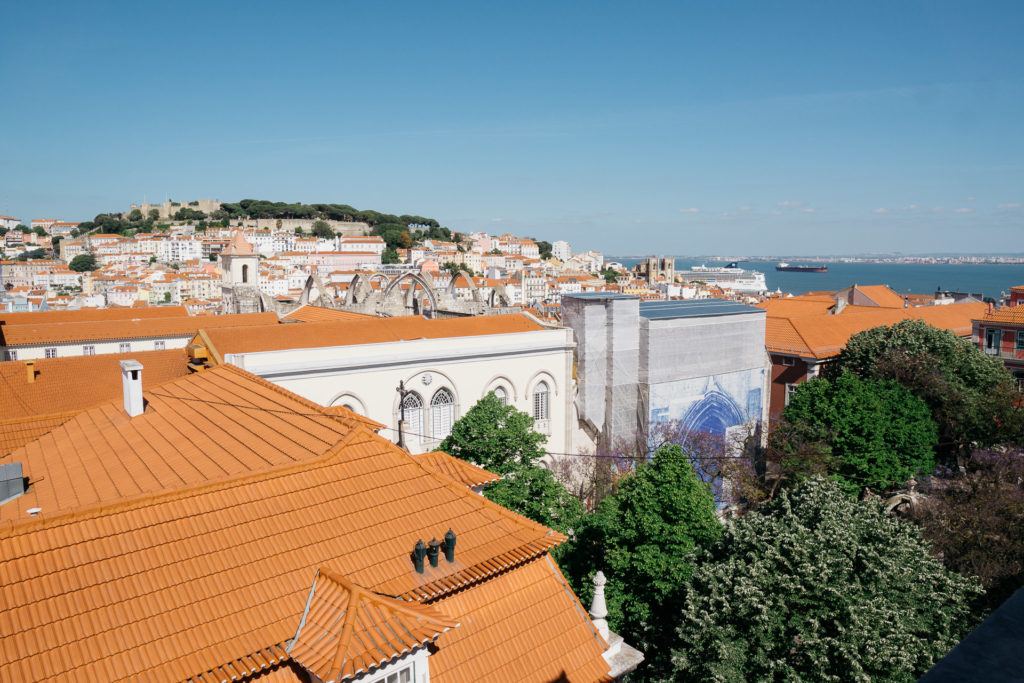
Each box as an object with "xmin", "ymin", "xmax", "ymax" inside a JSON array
[
  {"xmin": 0, "ymin": 216, "xmax": 21, "ymax": 230},
  {"xmin": 552, "ymin": 240, "xmax": 572, "ymax": 261}
]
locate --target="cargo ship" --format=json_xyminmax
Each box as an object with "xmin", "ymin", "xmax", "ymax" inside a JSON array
[{"xmin": 776, "ymin": 262, "xmax": 828, "ymax": 273}]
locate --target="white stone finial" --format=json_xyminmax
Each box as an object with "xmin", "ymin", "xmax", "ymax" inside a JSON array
[{"xmin": 590, "ymin": 570, "xmax": 610, "ymax": 641}]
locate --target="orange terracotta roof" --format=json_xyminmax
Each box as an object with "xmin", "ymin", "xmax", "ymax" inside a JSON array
[
  {"xmin": 0, "ymin": 412, "xmax": 79, "ymax": 457},
  {"xmin": 765, "ymin": 302, "xmax": 988, "ymax": 359},
  {"xmin": 416, "ymin": 451, "xmax": 500, "ymax": 489},
  {"xmin": 429, "ymin": 556, "xmax": 611, "ymax": 683},
  {"xmin": 0, "ymin": 306, "xmax": 188, "ymax": 326},
  {"xmin": 851, "ymin": 284, "xmax": 907, "ymax": 308},
  {"xmin": 979, "ymin": 306, "xmax": 1024, "ymax": 324},
  {"xmin": 0, "ymin": 348, "xmax": 191, "ymax": 420},
  {"xmin": 757, "ymin": 296, "xmax": 836, "ymax": 317},
  {"xmin": 202, "ymin": 314, "xmax": 545, "ymax": 355},
  {"xmin": 321, "ymin": 405, "xmax": 386, "ymax": 431},
  {"xmin": 0, "ymin": 364, "xmax": 369, "ymax": 522},
  {"xmin": 0, "ymin": 423, "xmax": 567, "ymax": 680},
  {"xmin": 281, "ymin": 305, "xmax": 376, "ymax": 323},
  {"xmin": 0, "ymin": 312, "xmax": 279, "ymax": 346},
  {"xmin": 223, "ymin": 230, "xmax": 255, "ymax": 256},
  {"xmin": 288, "ymin": 567, "xmax": 458, "ymax": 681}
]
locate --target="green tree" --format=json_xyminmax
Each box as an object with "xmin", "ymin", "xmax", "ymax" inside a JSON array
[
  {"xmin": 68, "ymin": 253, "xmax": 99, "ymax": 272},
  {"xmin": 440, "ymin": 392, "xmax": 547, "ymax": 473},
  {"xmin": 381, "ymin": 247, "xmax": 400, "ymax": 264},
  {"xmin": 162, "ymin": 292, "xmax": 172, "ymax": 303},
  {"xmin": 311, "ymin": 220, "xmax": 334, "ymax": 239},
  {"xmin": 600, "ymin": 266, "xmax": 618, "ymax": 284},
  {"xmin": 831, "ymin": 319, "xmax": 1023, "ymax": 457},
  {"xmin": 535, "ymin": 240, "xmax": 553, "ymax": 259},
  {"xmin": 439, "ymin": 393, "xmax": 583, "ymax": 537},
  {"xmin": 32, "ymin": 226, "xmax": 47, "ymax": 237},
  {"xmin": 561, "ymin": 444, "xmax": 721, "ymax": 678},
  {"xmin": 172, "ymin": 208, "xmax": 206, "ymax": 222},
  {"xmin": 779, "ymin": 372, "xmax": 937, "ymax": 494},
  {"xmin": 147, "ymin": 209, "xmax": 160, "ymax": 221},
  {"xmin": 672, "ymin": 478, "xmax": 982, "ymax": 682},
  {"xmin": 127, "ymin": 209, "xmax": 144, "ymax": 222}
]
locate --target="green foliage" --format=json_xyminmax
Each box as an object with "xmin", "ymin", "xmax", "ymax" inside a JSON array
[
  {"xmin": 440, "ymin": 392, "xmax": 546, "ymax": 473},
  {"xmin": 561, "ymin": 444, "xmax": 721, "ymax": 677},
  {"xmin": 69, "ymin": 253, "xmax": 99, "ymax": 272},
  {"xmin": 16, "ymin": 248, "xmax": 48, "ymax": 261},
  {"xmin": 600, "ymin": 266, "xmax": 618, "ymax": 284},
  {"xmin": 311, "ymin": 220, "xmax": 334, "ymax": 239},
  {"xmin": 162, "ymin": 292, "xmax": 172, "ymax": 303},
  {"xmin": 439, "ymin": 393, "xmax": 583, "ymax": 537},
  {"xmin": 172, "ymin": 208, "xmax": 206, "ymax": 221},
  {"xmin": 31, "ymin": 226, "xmax": 47, "ymax": 237},
  {"xmin": 127, "ymin": 209, "xmax": 143, "ymax": 222},
  {"xmin": 217, "ymin": 200, "xmax": 439, "ymax": 228},
  {"xmin": 373, "ymin": 223, "xmax": 411, "ymax": 250},
  {"xmin": 381, "ymin": 248, "xmax": 400, "ymax": 264},
  {"xmin": 535, "ymin": 240, "xmax": 553, "ymax": 259},
  {"xmin": 780, "ymin": 372, "xmax": 937, "ymax": 494},
  {"xmin": 485, "ymin": 466, "xmax": 584, "ymax": 537},
  {"xmin": 672, "ymin": 478, "xmax": 983, "ymax": 682},
  {"xmin": 832, "ymin": 319, "xmax": 1024, "ymax": 454}
]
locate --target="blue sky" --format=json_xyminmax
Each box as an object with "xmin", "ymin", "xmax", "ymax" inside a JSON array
[{"xmin": 1, "ymin": 1, "xmax": 1022, "ymax": 255}]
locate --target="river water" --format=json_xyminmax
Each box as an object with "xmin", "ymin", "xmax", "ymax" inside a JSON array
[{"xmin": 613, "ymin": 258, "xmax": 1024, "ymax": 299}]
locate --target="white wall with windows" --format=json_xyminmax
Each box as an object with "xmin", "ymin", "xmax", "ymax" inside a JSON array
[
  {"xmin": 221, "ymin": 327, "xmax": 575, "ymax": 458},
  {"xmin": 2, "ymin": 334, "xmax": 193, "ymax": 360}
]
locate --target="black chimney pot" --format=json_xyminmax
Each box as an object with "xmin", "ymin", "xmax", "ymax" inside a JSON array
[
  {"xmin": 443, "ymin": 529, "xmax": 456, "ymax": 562},
  {"xmin": 412, "ymin": 539, "xmax": 427, "ymax": 574},
  {"xmin": 427, "ymin": 538, "xmax": 441, "ymax": 567}
]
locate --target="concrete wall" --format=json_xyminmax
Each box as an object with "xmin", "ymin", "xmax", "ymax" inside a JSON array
[{"xmin": 4, "ymin": 335, "xmax": 188, "ymax": 360}]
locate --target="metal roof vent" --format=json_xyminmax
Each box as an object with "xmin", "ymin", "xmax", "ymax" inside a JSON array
[
  {"xmin": 412, "ymin": 539, "xmax": 427, "ymax": 574},
  {"xmin": 1, "ymin": 462, "xmax": 26, "ymax": 505},
  {"xmin": 443, "ymin": 529, "xmax": 457, "ymax": 563},
  {"xmin": 427, "ymin": 538, "xmax": 441, "ymax": 568}
]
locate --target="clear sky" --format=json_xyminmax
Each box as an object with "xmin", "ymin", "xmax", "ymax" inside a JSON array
[{"xmin": 1, "ymin": 1, "xmax": 1022, "ymax": 255}]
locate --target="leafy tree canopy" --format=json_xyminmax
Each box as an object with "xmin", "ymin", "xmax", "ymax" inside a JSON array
[
  {"xmin": 779, "ymin": 372, "xmax": 937, "ymax": 494},
  {"xmin": 561, "ymin": 444, "xmax": 721, "ymax": 678},
  {"xmin": 311, "ymin": 220, "xmax": 334, "ymax": 239},
  {"xmin": 832, "ymin": 319, "xmax": 1023, "ymax": 454},
  {"xmin": 672, "ymin": 478, "xmax": 983, "ymax": 683},
  {"xmin": 439, "ymin": 392, "xmax": 546, "ymax": 474},
  {"xmin": 68, "ymin": 253, "xmax": 99, "ymax": 272},
  {"xmin": 218, "ymin": 200, "xmax": 439, "ymax": 228}
]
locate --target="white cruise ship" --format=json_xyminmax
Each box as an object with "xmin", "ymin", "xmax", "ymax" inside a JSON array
[{"xmin": 679, "ymin": 262, "xmax": 767, "ymax": 293}]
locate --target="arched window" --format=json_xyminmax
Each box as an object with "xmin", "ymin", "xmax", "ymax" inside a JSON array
[
  {"xmin": 241, "ymin": 264, "xmax": 249, "ymax": 284},
  {"xmin": 532, "ymin": 381, "xmax": 550, "ymax": 421},
  {"xmin": 400, "ymin": 392, "xmax": 423, "ymax": 440},
  {"xmin": 430, "ymin": 388, "xmax": 455, "ymax": 440},
  {"xmin": 492, "ymin": 386, "xmax": 508, "ymax": 405}
]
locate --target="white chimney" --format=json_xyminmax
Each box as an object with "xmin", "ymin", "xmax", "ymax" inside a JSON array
[{"xmin": 119, "ymin": 360, "xmax": 144, "ymax": 417}]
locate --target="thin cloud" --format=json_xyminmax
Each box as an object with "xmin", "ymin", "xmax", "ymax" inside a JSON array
[
  {"xmin": 679, "ymin": 207, "xmax": 700, "ymax": 214},
  {"xmin": 953, "ymin": 207, "xmax": 974, "ymax": 214},
  {"xmin": 873, "ymin": 208, "xmax": 890, "ymax": 214}
]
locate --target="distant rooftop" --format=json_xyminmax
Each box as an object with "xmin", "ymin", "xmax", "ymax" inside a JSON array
[
  {"xmin": 639, "ymin": 299, "xmax": 765, "ymax": 320},
  {"xmin": 563, "ymin": 292, "xmax": 636, "ymax": 301}
]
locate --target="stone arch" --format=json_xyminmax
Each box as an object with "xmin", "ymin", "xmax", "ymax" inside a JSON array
[
  {"xmin": 328, "ymin": 391, "xmax": 367, "ymax": 416},
  {"xmin": 679, "ymin": 390, "xmax": 745, "ymax": 439},
  {"xmin": 446, "ymin": 270, "xmax": 481, "ymax": 303},
  {"xmin": 383, "ymin": 272, "xmax": 438, "ymax": 312},
  {"xmin": 488, "ymin": 283, "xmax": 512, "ymax": 308},
  {"xmin": 482, "ymin": 374, "xmax": 518, "ymax": 404}
]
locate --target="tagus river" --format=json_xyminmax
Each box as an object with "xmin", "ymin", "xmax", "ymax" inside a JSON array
[{"xmin": 614, "ymin": 258, "xmax": 1024, "ymax": 299}]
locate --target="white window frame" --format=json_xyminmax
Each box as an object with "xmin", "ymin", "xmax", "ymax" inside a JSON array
[
  {"xmin": 119, "ymin": 342, "xmax": 131, "ymax": 353},
  {"xmin": 491, "ymin": 385, "xmax": 508, "ymax": 405},
  {"xmin": 400, "ymin": 392, "xmax": 424, "ymax": 442},
  {"xmin": 430, "ymin": 388, "xmax": 456, "ymax": 441},
  {"xmin": 6, "ymin": 350, "xmax": 16, "ymax": 361},
  {"xmin": 785, "ymin": 383, "xmax": 799, "ymax": 406},
  {"xmin": 44, "ymin": 347, "xmax": 57, "ymax": 359},
  {"xmin": 154, "ymin": 340, "xmax": 166, "ymax": 350},
  {"xmin": 532, "ymin": 381, "xmax": 550, "ymax": 421},
  {"xmin": 82, "ymin": 345, "xmax": 95, "ymax": 356},
  {"xmin": 779, "ymin": 355, "xmax": 797, "ymax": 367}
]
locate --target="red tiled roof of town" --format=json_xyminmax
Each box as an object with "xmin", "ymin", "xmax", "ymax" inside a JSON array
[
  {"xmin": 848, "ymin": 284, "xmax": 907, "ymax": 308},
  {"xmin": 200, "ymin": 314, "xmax": 545, "ymax": 356},
  {"xmin": 978, "ymin": 306, "xmax": 1024, "ymax": 324},
  {"xmin": 0, "ymin": 311, "xmax": 279, "ymax": 346}
]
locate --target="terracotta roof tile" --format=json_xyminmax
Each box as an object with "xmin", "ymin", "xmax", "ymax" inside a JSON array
[
  {"xmin": 416, "ymin": 451, "xmax": 500, "ymax": 489},
  {"xmin": 429, "ymin": 557, "xmax": 611, "ymax": 683},
  {"xmin": 0, "ymin": 364, "xmax": 367, "ymax": 522},
  {"xmin": 0, "ymin": 349, "xmax": 191, "ymax": 420},
  {"xmin": 852, "ymin": 284, "xmax": 907, "ymax": 308},
  {"xmin": 0, "ymin": 306, "xmax": 188, "ymax": 326},
  {"xmin": 979, "ymin": 307, "xmax": 1024, "ymax": 324},
  {"xmin": 288, "ymin": 567, "xmax": 457, "ymax": 681},
  {"xmin": 203, "ymin": 314, "xmax": 545, "ymax": 355},
  {"xmin": 0, "ymin": 312, "xmax": 279, "ymax": 346},
  {"xmin": 0, "ymin": 424, "xmax": 567, "ymax": 681},
  {"xmin": 281, "ymin": 305, "xmax": 376, "ymax": 323}
]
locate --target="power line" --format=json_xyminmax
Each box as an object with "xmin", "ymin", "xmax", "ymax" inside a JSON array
[{"xmin": 144, "ymin": 389, "xmax": 757, "ymax": 461}]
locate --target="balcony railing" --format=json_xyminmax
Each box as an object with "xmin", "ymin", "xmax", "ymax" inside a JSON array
[{"xmin": 984, "ymin": 347, "xmax": 1024, "ymax": 361}]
